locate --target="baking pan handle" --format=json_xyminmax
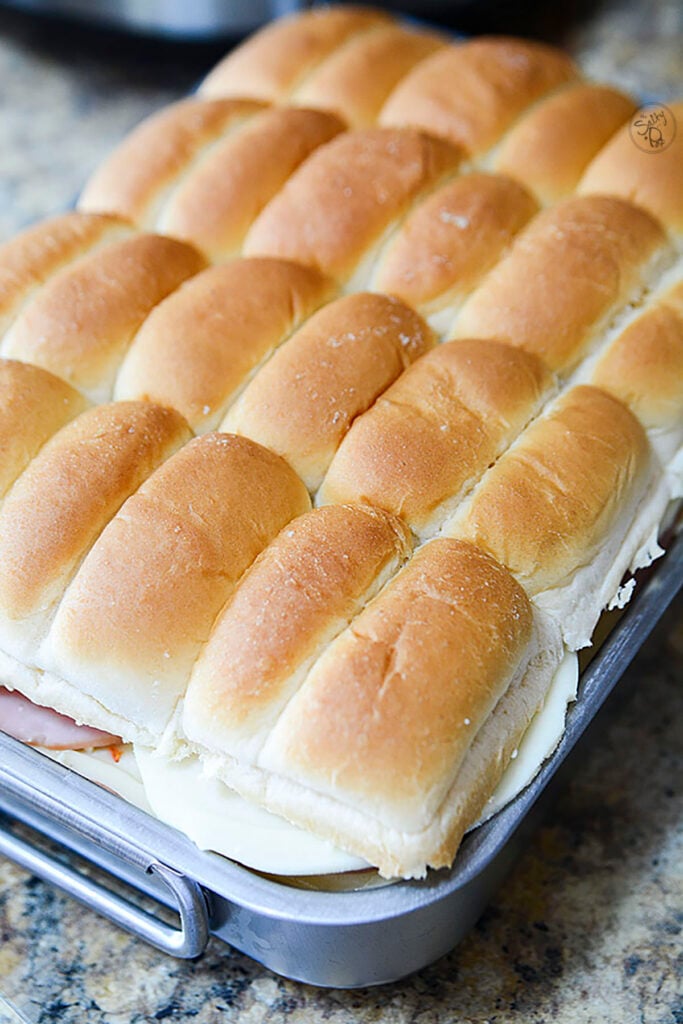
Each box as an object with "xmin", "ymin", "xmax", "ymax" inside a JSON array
[{"xmin": 0, "ymin": 820, "xmax": 210, "ymax": 958}]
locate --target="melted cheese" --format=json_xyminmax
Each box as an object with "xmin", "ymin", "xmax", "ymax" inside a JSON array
[
  {"xmin": 472, "ymin": 649, "xmax": 579, "ymax": 827},
  {"xmin": 40, "ymin": 746, "xmax": 152, "ymax": 813},
  {"xmin": 134, "ymin": 745, "xmax": 368, "ymax": 875}
]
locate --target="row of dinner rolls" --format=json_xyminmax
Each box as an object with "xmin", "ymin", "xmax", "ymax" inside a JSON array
[
  {"xmin": 0, "ymin": 183, "xmax": 676, "ymax": 421},
  {"xmin": 73, "ymin": 7, "xmax": 682, "ymax": 258},
  {"xmin": 0, "ymin": 6, "xmax": 680, "ymax": 877}
]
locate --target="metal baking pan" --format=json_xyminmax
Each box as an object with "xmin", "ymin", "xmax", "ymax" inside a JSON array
[{"xmin": 0, "ymin": 530, "xmax": 680, "ymax": 988}]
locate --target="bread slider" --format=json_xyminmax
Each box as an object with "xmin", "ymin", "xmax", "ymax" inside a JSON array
[
  {"xmin": 1, "ymin": 233, "xmax": 206, "ymax": 402},
  {"xmin": 199, "ymin": 6, "xmax": 393, "ymax": 103},
  {"xmin": 79, "ymin": 98, "xmax": 346, "ymax": 260},
  {"xmin": 222, "ymin": 292, "xmax": 435, "ymax": 491},
  {"xmin": 446, "ymin": 385, "xmax": 667, "ymax": 650},
  {"xmin": 114, "ymin": 257, "xmax": 335, "ymax": 433},
  {"xmin": 491, "ymin": 83, "xmax": 636, "ymax": 204},
  {"xmin": 0, "ymin": 211, "xmax": 132, "ymax": 338},
  {"xmin": 370, "ymin": 172, "xmax": 538, "ymax": 332},
  {"xmin": 578, "ymin": 100, "xmax": 683, "ymax": 240},
  {"xmin": 182, "ymin": 536, "xmax": 563, "ymax": 879},
  {"xmin": 581, "ymin": 277, "xmax": 683, "ymax": 468},
  {"xmin": 451, "ymin": 195, "xmax": 671, "ymax": 374},
  {"xmin": 379, "ymin": 37, "xmax": 578, "ymax": 157},
  {"xmin": 243, "ymin": 127, "xmax": 463, "ymax": 289},
  {"xmin": 318, "ymin": 338, "xmax": 555, "ymax": 539}
]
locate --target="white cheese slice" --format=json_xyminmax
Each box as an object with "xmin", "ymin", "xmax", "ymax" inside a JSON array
[
  {"xmin": 134, "ymin": 745, "xmax": 369, "ymax": 875},
  {"xmin": 472, "ymin": 649, "xmax": 579, "ymax": 827},
  {"xmin": 40, "ymin": 745, "xmax": 152, "ymax": 814}
]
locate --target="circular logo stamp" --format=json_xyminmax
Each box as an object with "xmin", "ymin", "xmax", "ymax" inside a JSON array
[{"xmin": 629, "ymin": 103, "xmax": 677, "ymax": 153}]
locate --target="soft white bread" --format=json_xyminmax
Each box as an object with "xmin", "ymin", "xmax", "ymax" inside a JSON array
[
  {"xmin": 491, "ymin": 83, "xmax": 636, "ymax": 204},
  {"xmin": 447, "ymin": 385, "xmax": 657, "ymax": 649},
  {"xmin": 221, "ymin": 292, "xmax": 435, "ymax": 491},
  {"xmin": 451, "ymin": 195, "xmax": 670, "ymax": 374},
  {"xmin": 183, "ymin": 503, "xmax": 412, "ymax": 762},
  {"xmin": 199, "ymin": 6, "xmax": 393, "ymax": 102},
  {"xmin": 586, "ymin": 280, "xmax": 683, "ymax": 463},
  {"xmin": 318, "ymin": 338, "xmax": 555, "ymax": 539},
  {"xmin": 578, "ymin": 100, "xmax": 683, "ymax": 239},
  {"xmin": 379, "ymin": 38, "xmax": 578, "ymax": 157},
  {"xmin": 38, "ymin": 435, "xmax": 311, "ymax": 743},
  {"xmin": 1, "ymin": 233, "xmax": 206, "ymax": 403},
  {"xmin": 243, "ymin": 127, "xmax": 463, "ymax": 288},
  {"xmin": 0, "ymin": 212, "xmax": 132, "ymax": 338},
  {"xmin": 114, "ymin": 258, "xmax": 335, "ymax": 433},
  {"xmin": 0, "ymin": 401, "xmax": 191, "ymax": 663},
  {"xmin": 186, "ymin": 538, "xmax": 562, "ymax": 878},
  {"xmin": 292, "ymin": 24, "xmax": 446, "ymax": 128},
  {"xmin": 158, "ymin": 107, "xmax": 345, "ymax": 260},
  {"xmin": 0, "ymin": 360, "xmax": 89, "ymax": 500},
  {"xmin": 371, "ymin": 172, "xmax": 538, "ymax": 331},
  {"xmin": 78, "ymin": 98, "xmax": 266, "ymax": 227}
]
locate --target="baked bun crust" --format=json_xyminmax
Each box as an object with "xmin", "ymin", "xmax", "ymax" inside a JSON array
[
  {"xmin": 380, "ymin": 38, "xmax": 578, "ymax": 156},
  {"xmin": 243, "ymin": 128, "xmax": 463, "ymax": 286},
  {"xmin": 1, "ymin": 234, "xmax": 206, "ymax": 402},
  {"xmin": 452, "ymin": 196, "xmax": 669, "ymax": 373},
  {"xmin": 115, "ymin": 257, "xmax": 334, "ymax": 432},
  {"xmin": 318, "ymin": 338, "xmax": 555, "ymax": 537},
  {"xmin": 493, "ymin": 83, "xmax": 636, "ymax": 204},
  {"xmin": 578, "ymin": 100, "xmax": 683, "ymax": 237},
  {"xmin": 158, "ymin": 107, "xmax": 345, "ymax": 259},
  {"xmin": 372, "ymin": 172, "xmax": 538, "ymax": 328},
  {"xmin": 0, "ymin": 401, "xmax": 191, "ymax": 660},
  {"xmin": 199, "ymin": 7, "xmax": 393, "ymax": 102},
  {"xmin": 0, "ymin": 360, "xmax": 89, "ymax": 500},
  {"xmin": 41, "ymin": 434, "xmax": 311, "ymax": 739},
  {"xmin": 0, "ymin": 212, "xmax": 131, "ymax": 338},
  {"xmin": 184, "ymin": 503, "xmax": 412, "ymax": 760},
  {"xmin": 78, "ymin": 98, "xmax": 266, "ymax": 226},
  {"xmin": 222, "ymin": 292, "xmax": 435, "ymax": 491}
]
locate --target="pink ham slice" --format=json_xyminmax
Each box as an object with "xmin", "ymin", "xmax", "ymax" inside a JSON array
[{"xmin": 0, "ymin": 686, "xmax": 121, "ymax": 749}]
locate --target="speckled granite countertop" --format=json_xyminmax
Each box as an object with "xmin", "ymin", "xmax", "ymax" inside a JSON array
[{"xmin": 0, "ymin": 2, "xmax": 681, "ymax": 1021}]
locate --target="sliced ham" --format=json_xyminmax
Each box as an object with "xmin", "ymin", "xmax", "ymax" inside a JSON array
[{"xmin": 0, "ymin": 686, "xmax": 121, "ymax": 749}]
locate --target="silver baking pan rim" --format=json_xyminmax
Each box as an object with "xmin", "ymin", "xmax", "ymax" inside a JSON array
[{"xmin": 0, "ymin": 530, "xmax": 681, "ymax": 987}]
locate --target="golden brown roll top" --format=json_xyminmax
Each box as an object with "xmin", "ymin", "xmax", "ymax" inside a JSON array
[
  {"xmin": 243, "ymin": 127, "xmax": 463, "ymax": 287},
  {"xmin": 184, "ymin": 537, "xmax": 562, "ymax": 878},
  {"xmin": 114, "ymin": 257, "xmax": 335, "ymax": 433},
  {"xmin": 221, "ymin": 292, "xmax": 435, "ymax": 491},
  {"xmin": 586, "ymin": 279, "xmax": 683, "ymax": 463},
  {"xmin": 0, "ymin": 402, "xmax": 191, "ymax": 662},
  {"xmin": 452, "ymin": 195, "xmax": 670, "ymax": 374},
  {"xmin": 447, "ymin": 385, "xmax": 656, "ymax": 649},
  {"xmin": 371, "ymin": 172, "xmax": 538, "ymax": 331},
  {"xmin": 183, "ymin": 503, "xmax": 412, "ymax": 762},
  {"xmin": 0, "ymin": 233, "xmax": 206, "ymax": 403},
  {"xmin": 0, "ymin": 212, "xmax": 131, "ymax": 338},
  {"xmin": 379, "ymin": 37, "xmax": 578, "ymax": 157},
  {"xmin": 257, "ymin": 538, "xmax": 531, "ymax": 834},
  {"xmin": 491, "ymin": 83, "xmax": 636, "ymax": 204},
  {"xmin": 0, "ymin": 360, "xmax": 89, "ymax": 500},
  {"xmin": 157, "ymin": 107, "xmax": 345, "ymax": 260},
  {"xmin": 199, "ymin": 6, "xmax": 392, "ymax": 102},
  {"xmin": 578, "ymin": 100, "xmax": 683, "ymax": 239},
  {"xmin": 291, "ymin": 23, "xmax": 446, "ymax": 127},
  {"xmin": 38, "ymin": 434, "xmax": 311, "ymax": 743},
  {"xmin": 318, "ymin": 339, "xmax": 555, "ymax": 539},
  {"xmin": 78, "ymin": 98, "xmax": 266, "ymax": 227}
]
